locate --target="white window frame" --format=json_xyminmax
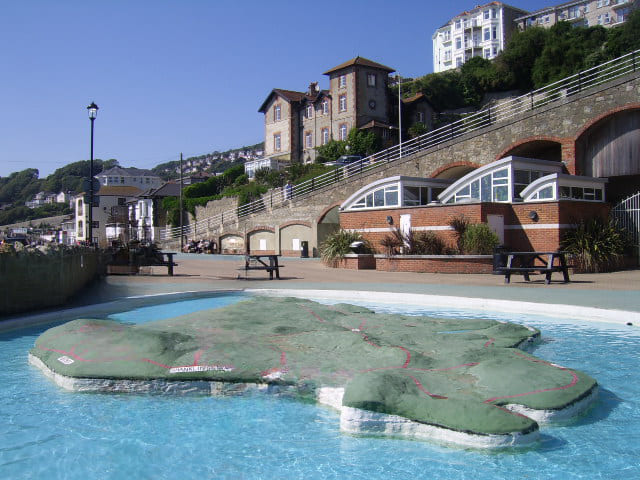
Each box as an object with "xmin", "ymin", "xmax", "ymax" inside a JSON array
[
  {"xmin": 367, "ymin": 73, "xmax": 376, "ymax": 87},
  {"xmin": 339, "ymin": 75, "xmax": 346, "ymax": 88},
  {"xmin": 321, "ymin": 128, "xmax": 329, "ymax": 145},
  {"xmin": 339, "ymin": 95, "xmax": 347, "ymax": 112},
  {"xmin": 273, "ymin": 133, "xmax": 281, "ymax": 151},
  {"xmin": 339, "ymin": 123, "xmax": 347, "ymax": 141},
  {"xmin": 274, "ymin": 104, "xmax": 281, "ymax": 122},
  {"xmin": 322, "ymin": 100, "xmax": 329, "ymax": 115}
]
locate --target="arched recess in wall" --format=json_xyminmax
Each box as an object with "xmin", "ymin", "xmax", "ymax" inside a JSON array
[
  {"xmin": 499, "ymin": 139, "xmax": 563, "ymax": 163},
  {"xmin": 220, "ymin": 234, "xmax": 244, "ymax": 254},
  {"xmin": 431, "ymin": 164, "xmax": 476, "ymax": 181},
  {"xmin": 280, "ymin": 223, "xmax": 312, "ymax": 256},
  {"xmin": 575, "ymin": 108, "xmax": 640, "ymax": 202},
  {"xmin": 316, "ymin": 205, "xmax": 340, "ymax": 256},
  {"xmin": 247, "ymin": 228, "xmax": 276, "ymax": 254}
]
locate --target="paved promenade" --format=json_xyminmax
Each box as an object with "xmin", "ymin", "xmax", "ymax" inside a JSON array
[{"xmin": 73, "ymin": 253, "xmax": 640, "ymax": 314}]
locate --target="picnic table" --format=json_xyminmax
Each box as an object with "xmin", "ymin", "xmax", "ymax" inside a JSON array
[
  {"xmin": 493, "ymin": 251, "xmax": 570, "ymax": 285},
  {"xmin": 241, "ymin": 254, "xmax": 283, "ymax": 280}
]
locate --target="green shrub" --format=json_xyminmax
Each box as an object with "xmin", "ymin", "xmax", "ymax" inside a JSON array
[
  {"xmin": 320, "ymin": 229, "xmax": 371, "ymax": 267},
  {"xmin": 562, "ymin": 217, "xmax": 630, "ymax": 272},
  {"xmin": 460, "ymin": 223, "xmax": 499, "ymax": 255},
  {"xmin": 411, "ymin": 231, "xmax": 446, "ymax": 255}
]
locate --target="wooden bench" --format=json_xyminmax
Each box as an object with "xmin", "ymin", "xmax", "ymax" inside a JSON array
[
  {"xmin": 239, "ymin": 254, "xmax": 283, "ymax": 280},
  {"xmin": 493, "ymin": 251, "xmax": 570, "ymax": 285}
]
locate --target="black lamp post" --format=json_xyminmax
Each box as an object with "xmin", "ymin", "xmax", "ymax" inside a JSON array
[{"xmin": 87, "ymin": 102, "xmax": 98, "ymax": 245}]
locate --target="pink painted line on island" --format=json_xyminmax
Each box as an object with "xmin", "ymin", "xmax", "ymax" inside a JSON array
[
  {"xmin": 408, "ymin": 375, "xmax": 448, "ymax": 399},
  {"xmin": 484, "ymin": 338, "xmax": 495, "ymax": 348},
  {"xmin": 484, "ymin": 351, "xmax": 579, "ymax": 404}
]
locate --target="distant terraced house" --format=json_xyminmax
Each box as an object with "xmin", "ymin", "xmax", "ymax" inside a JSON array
[
  {"xmin": 257, "ymin": 56, "xmax": 435, "ymax": 168},
  {"xmin": 75, "ymin": 166, "xmax": 163, "ymax": 246}
]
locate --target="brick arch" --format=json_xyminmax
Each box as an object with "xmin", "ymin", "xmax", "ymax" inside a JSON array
[
  {"xmin": 317, "ymin": 202, "xmax": 341, "ymax": 224},
  {"xmin": 246, "ymin": 225, "xmax": 275, "ymax": 235},
  {"xmin": 497, "ymin": 135, "xmax": 569, "ymax": 164},
  {"xmin": 574, "ymin": 104, "xmax": 640, "ymax": 178},
  {"xmin": 574, "ymin": 103, "xmax": 640, "ymax": 140},
  {"xmin": 430, "ymin": 161, "xmax": 479, "ymax": 180},
  {"xmin": 279, "ymin": 220, "xmax": 312, "ymax": 229}
]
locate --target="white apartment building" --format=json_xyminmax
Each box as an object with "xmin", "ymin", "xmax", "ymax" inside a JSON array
[
  {"xmin": 515, "ymin": 0, "xmax": 639, "ymax": 30},
  {"xmin": 432, "ymin": 2, "xmax": 528, "ymax": 73}
]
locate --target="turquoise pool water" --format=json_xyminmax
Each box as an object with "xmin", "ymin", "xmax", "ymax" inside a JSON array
[{"xmin": 1, "ymin": 293, "xmax": 639, "ymax": 479}]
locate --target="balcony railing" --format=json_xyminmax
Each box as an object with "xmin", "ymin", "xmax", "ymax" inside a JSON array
[{"xmin": 161, "ymin": 49, "xmax": 640, "ymax": 241}]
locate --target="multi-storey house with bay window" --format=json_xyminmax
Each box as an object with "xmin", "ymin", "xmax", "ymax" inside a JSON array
[
  {"xmin": 259, "ymin": 57, "xmax": 422, "ymax": 165},
  {"xmin": 432, "ymin": 2, "xmax": 528, "ymax": 73}
]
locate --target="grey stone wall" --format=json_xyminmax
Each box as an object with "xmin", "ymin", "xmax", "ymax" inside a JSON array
[{"xmin": 0, "ymin": 250, "xmax": 101, "ymax": 315}]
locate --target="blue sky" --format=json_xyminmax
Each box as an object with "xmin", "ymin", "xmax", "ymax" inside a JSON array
[{"xmin": 0, "ymin": 0, "xmax": 556, "ymax": 178}]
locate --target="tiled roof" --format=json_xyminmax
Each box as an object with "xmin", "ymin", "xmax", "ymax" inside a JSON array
[
  {"xmin": 95, "ymin": 185, "xmax": 143, "ymax": 196},
  {"xmin": 98, "ymin": 166, "xmax": 158, "ymax": 177},
  {"xmin": 323, "ymin": 56, "xmax": 395, "ymax": 75},
  {"xmin": 258, "ymin": 88, "xmax": 308, "ymax": 112}
]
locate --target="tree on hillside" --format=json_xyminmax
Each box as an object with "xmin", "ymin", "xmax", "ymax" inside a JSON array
[
  {"xmin": 496, "ymin": 26, "xmax": 549, "ymax": 92},
  {"xmin": 531, "ymin": 22, "xmax": 607, "ymax": 88},
  {"xmin": 605, "ymin": 9, "xmax": 640, "ymax": 58},
  {"xmin": 0, "ymin": 169, "xmax": 42, "ymax": 205},
  {"xmin": 459, "ymin": 57, "xmax": 505, "ymax": 106}
]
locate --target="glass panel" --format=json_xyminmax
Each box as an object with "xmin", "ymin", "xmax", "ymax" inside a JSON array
[
  {"xmin": 538, "ymin": 186, "xmax": 554, "ymax": 199},
  {"xmin": 493, "ymin": 168, "xmax": 508, "ymax": 178},
  {"xmin": 595, "ymin": 189, "xmax": 603, "ymax": 201},
  {"xmin": 559, "ymin": 186, "xmax": 571, "ymax": 198},
  {"xmin": 458, "ymin": 185, "xmax": 470, "ymax": 197},
  {"xmin": 531, "ymin": 171, "xmax": 542, "ymax": 180},
  {"xmin": 366, "ymin": 194, "xmax": 373, "ymax": 208},
  {"xmin": 385, "ymin": 190, "xmax": 398, "ymax": 206},
  {"xmin": 571, "ymin": 187, "xmax": 584, "ymax": 199},
  {"xmin": 470, "ymin": 179, "xmax": 480, "ymax": 200},
  {"xmin": 420, "ymin": 187, "xmax": 429, "ymax": 205},
  {"xmin": 493, "ymin": 185, "xmax": 508, "ymax": 202},
  {"xmin": 514, "ymin": 170, "xmax": 529, "ymax": 184},
  {"xmin": 584, "ymin": 188, "xmax": 595, "ymax": 200},
  {"xmin": 404, "ymin": 186, "xmax": 419, "ymax": 206},
  {"xmin": 481, "ymin": 175, "xmax": 491, "ymax": 201},
  {"xmin": 431, "ymin": 188, "xmax": 445, "ymax": 201},
  {"xmin": 374, "ymin": 189, "xmax": 385, "ymax": 207}
]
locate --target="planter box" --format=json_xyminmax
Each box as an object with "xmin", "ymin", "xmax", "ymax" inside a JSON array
[
  {"xmin": 107, "ymin": 264, "xmax": 139, "ymax": 275},
  {"xmin": 334, "ymin": 254, "xmax": 376, "ymax": 270},
  {"xmin": 374, "ymin": 255, "xmax": 493, "ymax": 274}
]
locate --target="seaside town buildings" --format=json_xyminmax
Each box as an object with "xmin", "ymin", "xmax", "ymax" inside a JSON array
[
  {"xmin": 432, "ymin": 2, "xmax": 528, "ymax": 73},
  {"xmin": 75, "ymin": 166, "xmax": 164, "ymax": 245},
  {"xmin": 432, "ymin": 0, "xmax": 639, "ymax": 73},
  {"xmin": 515, "ymin": 0, "xmax": 639, "ymax": 30}
]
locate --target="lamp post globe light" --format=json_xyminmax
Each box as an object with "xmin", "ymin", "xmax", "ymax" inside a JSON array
[{"xmin": 87, "ymin": 102, "xmax": 98, "ymax": 246}]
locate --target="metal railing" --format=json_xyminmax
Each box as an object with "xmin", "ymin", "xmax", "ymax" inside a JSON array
[
  {"xmin": 612, "ymin": 191, "xmax": 640, "ymax": 248},
  {"xmin": 161, "ymin": 49, "xmax": 639, "ymax": 241}
]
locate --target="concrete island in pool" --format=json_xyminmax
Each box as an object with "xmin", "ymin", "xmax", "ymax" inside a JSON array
[{"xmin": 29, "ymin": 296, "xmax": 598, "ymax": 448}]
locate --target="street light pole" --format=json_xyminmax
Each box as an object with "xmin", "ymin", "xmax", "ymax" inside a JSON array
[
  {"xmin": 398, "ymin": 74, "xmax": 402, "ymax": 159},
  {"xmin": 87, "ymin": 102, "xmax": 99, "ymax": 246}
]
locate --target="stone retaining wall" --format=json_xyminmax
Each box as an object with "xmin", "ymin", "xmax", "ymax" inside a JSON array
[{"xmin": 0, "ymin": 250, "xmax": 101, "ymax": 316}]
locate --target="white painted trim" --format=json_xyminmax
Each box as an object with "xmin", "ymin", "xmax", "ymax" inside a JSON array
[{"xmin": 504, "ymin": 223, "xmax": 573, "ymax": 230}]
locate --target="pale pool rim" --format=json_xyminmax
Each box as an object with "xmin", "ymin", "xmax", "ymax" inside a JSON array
[{"xmin": 3, "ymin": 287, "xmax": 639, "ymax": 334}]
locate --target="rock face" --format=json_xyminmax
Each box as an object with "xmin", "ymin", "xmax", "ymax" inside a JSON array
[{"xmin": 29, "ymin": 297, "xmax": 598, "ymax": 448}]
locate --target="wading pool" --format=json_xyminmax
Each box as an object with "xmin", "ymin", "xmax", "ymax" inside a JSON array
[{"xmin": 1, "ymin": 292, "xmax": 639, "ymax": 479}]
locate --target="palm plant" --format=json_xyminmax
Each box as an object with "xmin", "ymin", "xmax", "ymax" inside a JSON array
[
  {"xmin": 562, "ymin": 217, "xmax": 630, "ymax": 272},
  {"xmin": 319, "ymin": 229, "xmax": 371, "ymax": 267}
]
